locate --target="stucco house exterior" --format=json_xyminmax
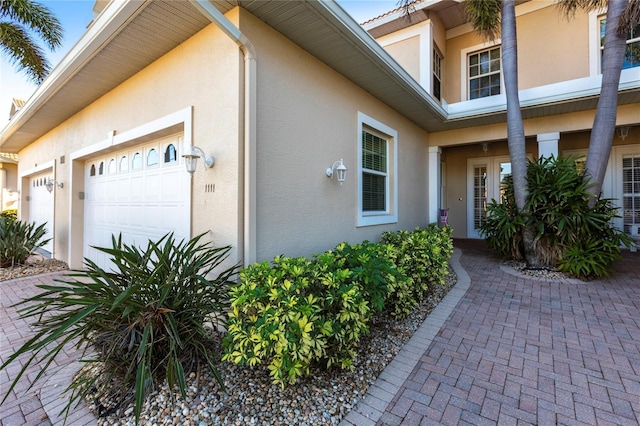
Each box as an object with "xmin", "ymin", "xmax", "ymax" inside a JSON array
[
  {"xmin": 0, "ymin": 152, "xmax": 18, "ymax": 213},
  {"xmin": 0, "ymin": 0, "xmax": 638, "ymax": 270}
]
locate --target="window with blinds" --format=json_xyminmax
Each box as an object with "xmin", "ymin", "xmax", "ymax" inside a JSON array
[
  {"xmin": 362, "ymin": 130, "xmax": 388, "ymax": 212},
  {"xmin": 623, "ymin": 154, "xmax": 640, "ymax": 234}
]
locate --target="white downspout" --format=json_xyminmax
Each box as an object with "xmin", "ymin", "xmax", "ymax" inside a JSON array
[{"xmin": 188, "ymin": 0, "xmax": 257, "ymax": 266}]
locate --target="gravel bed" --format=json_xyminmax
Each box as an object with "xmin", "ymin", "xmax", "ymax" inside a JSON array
[
  {"xmin": 504, "ymin": 260, "xmax": 571, "ymax": 280},
  {"xmin": 0, "ymin": 257, "xmax": 69, "ymax": 281},
  {"xmin": 88, "ymin": 270, "xmax": 457, "ymax": 426}
]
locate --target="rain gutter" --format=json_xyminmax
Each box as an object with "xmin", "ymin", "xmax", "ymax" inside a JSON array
[{"xmin": 188, "ymin": 0, "xmax": 257, "ymax": 266}]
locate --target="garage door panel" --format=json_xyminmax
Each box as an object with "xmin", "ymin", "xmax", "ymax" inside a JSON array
[
  {"xmin": 84, "ymin": 136, "xmax": 190, "ymax": 271},
  {"xmin": 29, "ymin": 172, "xmax": 54, "ymax": 254}
]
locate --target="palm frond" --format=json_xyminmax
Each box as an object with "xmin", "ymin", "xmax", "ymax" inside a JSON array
[{"xmin": 465, "ymin": 0, "xmax": 502, "ymax": 41}]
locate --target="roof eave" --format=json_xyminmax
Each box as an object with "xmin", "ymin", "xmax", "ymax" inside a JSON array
[{"xmin": 0, "ymin": 1, "xmax": 150, "ymax": 153}]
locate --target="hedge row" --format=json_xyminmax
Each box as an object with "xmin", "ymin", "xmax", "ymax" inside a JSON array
[{"xmin": 222, "ymin": 224, "xmax": 453, "ymax": 386}]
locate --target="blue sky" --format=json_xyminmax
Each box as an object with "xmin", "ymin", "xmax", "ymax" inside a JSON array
[{"xmin": 0, "ymin": 0, "xmax": 399, "ymax": 121}]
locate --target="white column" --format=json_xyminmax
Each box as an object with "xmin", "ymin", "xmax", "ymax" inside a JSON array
[
  {"xmin": 537, "ymin": 132, "xmax": 559, "ymax": 159},
  {"xmin": 428, "ymin": 146, "xmax": 441, "ymax": 224}
]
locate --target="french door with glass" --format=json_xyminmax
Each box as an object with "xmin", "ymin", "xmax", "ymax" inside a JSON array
[{"xmin": 467, "ymin": 156, "xmax": 511, "ymax": 238}]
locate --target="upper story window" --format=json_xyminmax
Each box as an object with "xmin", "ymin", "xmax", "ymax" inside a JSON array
[
  {"xmin": 599, "ymin": 17, "xmax": 640, "ymax": 70},
  {"xmin": 433, "ymin": 48, "xmax": 442, "ymax": 101},
  {"xmin": 357, "ymin": 112, "xmax": 398, "ymax": 227},
  {"xmin": 468, "ymin": 46, "xmax": 501, "ymax": 99}
]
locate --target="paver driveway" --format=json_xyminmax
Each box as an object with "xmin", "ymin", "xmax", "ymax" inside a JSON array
[
  {"xmin": 2, "ymin": 240, "xmax": 639, "ymax": 425},
  {"xmin": 345, "ymin": 240, "xmax": 640, "ymax": 426}
]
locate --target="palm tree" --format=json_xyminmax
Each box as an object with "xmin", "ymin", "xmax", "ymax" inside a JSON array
[
  {"xmin": 399, "ymin": 0, "xmax": 539, "ymax": 263},
  {"xmin": 558, "ymin": 0, "xmax": 640, "ymax": 205},
  {"xmin": 0, "ymin": 0, "xmax": 63, "ymax": 84}
]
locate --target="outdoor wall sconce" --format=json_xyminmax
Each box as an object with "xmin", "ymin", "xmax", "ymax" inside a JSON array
[
  {"xmin": 45, "ymin": 179, "xmax": 63, "ymax": 193},
  {"xmin": 326, "ymin": 159, "xmax": 347, "ymax": 185},
  {"xmin": 616, "ymin": 126, "xmax": 629, "ymax": 140},
  {"xmin": 182, "ymin": 146, "xmax": 214, "ymax": 174},
  {"xmin": 482, "ymin": 142, "xmax": 490, "ymax": 153}
]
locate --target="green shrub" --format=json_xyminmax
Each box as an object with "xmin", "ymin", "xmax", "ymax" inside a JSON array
[
  {"xmin": 223, "ymin": 226, "xmax": 455, "ymax": 386},
  {"xmin": 381, "ymin": 225, "xmax": 453, "ymax": 318},
  {"xmin": 557, "ymin": 198, "xmax": 632, "ymax": 279},
  {"xmin": 327, "ymin": 241, "xmax": 398, "ymax": 312},
  {"xmin": 480, "ymin": 175, "xmax": 524, "ymax": 259},
  {"xmin": 223, "ymin": 254, "xmax": 371, "ymax": 387},
  {"xmin": 480, "ymin": 156, "xmax": 632, "ymax": 278},
  {"xmin": 0, "ymin": 217, "xmax": 50, "ymax": 267},
  {"xmin": 1, "ymin": 233, "xmax": 239, "ymax": 424}
]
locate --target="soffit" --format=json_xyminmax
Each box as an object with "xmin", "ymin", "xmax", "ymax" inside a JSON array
[
  {"xmin": 2, "ymin": 0, "xmax": 638, "ymax": 151},
  {"xmin": 1, "ymin": 0, "xmax": 212, "ymax": 151}
]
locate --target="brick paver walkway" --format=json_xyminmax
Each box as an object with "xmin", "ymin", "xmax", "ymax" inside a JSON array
[
  {"xmin": 0, "ymin": 273, "xmax": 96, "ymax": 426},
  {"xmin": 3, "ymin": 241, "xmax": 639, "ymax": 425},
  {"xmin": 344, "ymin": 240, "xmax": 640, "ymax": 426}
]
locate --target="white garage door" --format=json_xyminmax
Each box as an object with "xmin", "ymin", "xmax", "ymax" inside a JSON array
[
  {"xmin": 84, "ymin": 135, "xmax": 191, "ymax": 271},
  {"xmin": 29, "ymin": 172, "xmax": 54, "ymax": 254}
]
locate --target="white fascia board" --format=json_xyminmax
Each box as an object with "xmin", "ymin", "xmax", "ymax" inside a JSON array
[
  {"xmin": 318, "ymin": 0, "xmax": 447, "ymax": 118},
  {"xmin": 447, "ymin": 68, "xmax": 640, "ymax": 120},
  {"xmin": 0, "ymin": 0, "xmax": 149, "ymax": 147}
]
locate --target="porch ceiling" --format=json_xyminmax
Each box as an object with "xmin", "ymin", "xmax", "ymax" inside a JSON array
[{"xmin": 1, "ymin": 0, "xmax": 638, "ymax": 152}]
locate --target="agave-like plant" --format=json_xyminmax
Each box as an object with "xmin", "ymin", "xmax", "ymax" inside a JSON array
[
  {"xmin": 0, "ymin": 217, "xmax": 50, "ymax": 267},
  {"xmin": 0, "ymin": 232, "xmax": 240, "ymax": 424}
]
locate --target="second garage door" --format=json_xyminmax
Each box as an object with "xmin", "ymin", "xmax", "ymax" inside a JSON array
[
  {"xmin": 28, "ymin": 172, "xmax": 54, "ymax": 254},
  {"xmin": 84, "ymin": 135, "xmax": 191, "ymax": 270}
]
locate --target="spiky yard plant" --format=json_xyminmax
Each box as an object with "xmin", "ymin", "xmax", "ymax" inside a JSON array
[
  {"xmin": 0, "ymin": 233, "xmax": 240, "ymax": 424},
  {"xmin": 0, "ymin": 216, "xmax": 50, "ymax": 267}
]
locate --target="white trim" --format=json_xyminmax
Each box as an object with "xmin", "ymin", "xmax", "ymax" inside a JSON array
[
  {"xmin": 588, "ymin": 10, "xmax": 604, "ymax": 76},
  {"xmin": 357, "ymin": 112, "xmax": 398, "ymax": 227},
  {"xmin": 70, "ymin": 107, "xmax": 193, "ymax": 161},
  {"xmin": 19, "ymin": 159, "xmax": 57, "ymax": 256},
  {"xmin": 428, "ymin": 146, "xmax": 441, "ymax": 224},
  {"xmin": 466, "ymin": 155, "xmax": 520, "ymax": 239},
  {"xmin": 537, "ymin": 132, "xmax": 560, "ymax": 159},
  {"xmin": 447, "ymin": 68, "xmax": 640, "ymax": 119},
  {"xmin": 375, "ymin": 21, "xmax": 432, "ymax": 89},
  {"xmin": 612, "ymin": 145, "xmax": 640, "ymax": 232},
  {"xmin": 460, "ymin": 40, "xmax": 502, "ymax": 102},
  {"xmin": 19, "ymin": 159, "xmax": 55, "ymax": 179}
]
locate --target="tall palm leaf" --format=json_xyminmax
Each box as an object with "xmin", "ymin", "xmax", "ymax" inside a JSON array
[{"xmin": 0, "ymin": 0, "xmax": 63, "ymax": 83}]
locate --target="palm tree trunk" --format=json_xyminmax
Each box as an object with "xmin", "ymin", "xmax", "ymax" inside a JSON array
[
  {"xmin": 585, "ymin": 0, "xmax": 628, "ymax": 206},
  {"xmin": 501, "ymin": 0, "xmax": 540, "ymax": 265}
]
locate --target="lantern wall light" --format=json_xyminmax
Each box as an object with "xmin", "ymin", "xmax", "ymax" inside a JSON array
[
  {"xmin": 182, "ymin": 146, "xmax": 214, "ymax": 174},
  {"xmin": 45, "ymin": 179, "xmax": 63, "ymax": 193},
  {"xmin": 326, "ymin": 159, "xmax": 347, "ymax": 185}
]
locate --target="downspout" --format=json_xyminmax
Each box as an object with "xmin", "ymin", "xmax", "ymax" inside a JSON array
[{"xmin": 188, "ymin": 0, "xmax": 257, "ymax": 266}]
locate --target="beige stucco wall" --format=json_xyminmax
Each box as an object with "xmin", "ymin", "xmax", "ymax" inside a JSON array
[
  {"xmin": 238, "ymin": 9, "xmax": 432, "ymax": 261},
  {"xmin": 444, "ymin": 4, "xmax": 590, "ymax": 103},
  {"xmin": 384, "ymin": 35, "xmax": 421, "ymax": 83},
  {"xmin": 1, "ymin": 162, "xmax": 18, "ymax": 211},
  {"xmin": 16, "ymin": 12, "xmax": 243, "ymax": 267}
]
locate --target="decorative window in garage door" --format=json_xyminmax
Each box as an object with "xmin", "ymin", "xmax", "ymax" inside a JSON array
[{"xmin": 83, "ymin": 135, "xmax": 190, "ymax": 271}]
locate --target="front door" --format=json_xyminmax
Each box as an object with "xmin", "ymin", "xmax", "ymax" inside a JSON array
[{"xmin": 467, "ymin": 156, "xmax": 511, "ymax": 238}]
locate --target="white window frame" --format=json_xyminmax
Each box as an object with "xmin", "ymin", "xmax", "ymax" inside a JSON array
[
  {"xmin": 460, "ymin": 40, "xmax": 502, "ymax": 101},
  {"xmin": 612, "ymin": 145, "xmax": 640, "ymax": 234},
  {"xmin": 357, "ymin": 112, "xmax": 398, "ymax": 227},
  {"xmin": 589, "ymin": 9, "xmax": 640, "ymax": 75},
  {"xmin": 433, "ymin": 46, "xmax": 443, "ymax": 101}
]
